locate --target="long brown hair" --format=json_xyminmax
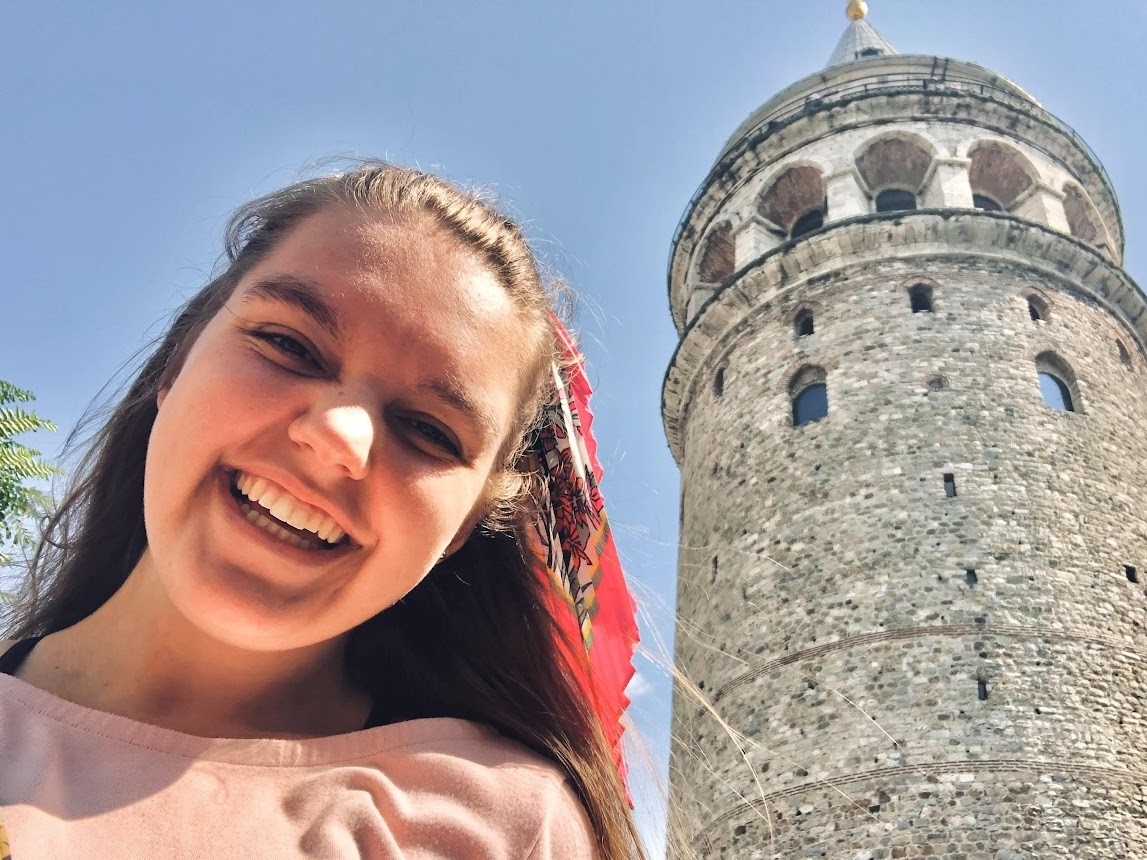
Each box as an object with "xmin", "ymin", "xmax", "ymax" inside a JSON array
[{"xmin": 8, "ymin": 163, "xmax": 645, "ymax": 860}]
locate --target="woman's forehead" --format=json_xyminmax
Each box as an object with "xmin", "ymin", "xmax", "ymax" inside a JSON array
[
  {"xmin": 229, "ymin": 206, "xmax": 538, "ymax": 436},
  {"xmin": 266, "ymin": 206, "xmax": 512, "ymax": 315}
]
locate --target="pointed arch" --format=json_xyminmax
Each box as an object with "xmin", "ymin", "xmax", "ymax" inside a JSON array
[
  {"xmin": 854, "ymin": 133, "xmax": 937, "ymax": 211},
  {"xmin": 967, "ymin": 140, "xmax": 1038, "ymax": 211},
  {"xmin": 1062, "ymin": 183, "xmax": 1107, "ymax": 250},
  {"xmin": 697, "ymin": 222, "xmax": 735, "ymax": 283},
  {"xmin": 757, "ymin": 163, "xmax": 827, "ymax": 239}
]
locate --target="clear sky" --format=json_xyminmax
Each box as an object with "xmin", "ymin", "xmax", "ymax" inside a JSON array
[{"xmin": 2, "ymin": 2, "xmax": 1145, "ymax": 855}]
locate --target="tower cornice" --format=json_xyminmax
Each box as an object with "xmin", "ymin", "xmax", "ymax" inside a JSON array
[
  {"xmin": 662, "ymin": 210, "xmax": 1147, "ymax": 463},
  {"xmin": 668, "ymin": 56, "xmax": 1124, "ymax": 331}
]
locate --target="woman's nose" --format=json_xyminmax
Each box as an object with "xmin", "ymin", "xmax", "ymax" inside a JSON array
[{"xmin": 288, "ymin": 401, "xmax": 375, "ymax": 480}]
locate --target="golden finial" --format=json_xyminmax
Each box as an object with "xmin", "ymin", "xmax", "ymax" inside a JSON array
[{"xmin": 847, "ymin": 0, "xmax": 868, "ymax": 21}]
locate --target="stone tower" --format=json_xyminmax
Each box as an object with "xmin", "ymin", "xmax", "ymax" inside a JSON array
[{"xmin": 665, "ymin": 4, "xmax": 1147, "ymax": 857}]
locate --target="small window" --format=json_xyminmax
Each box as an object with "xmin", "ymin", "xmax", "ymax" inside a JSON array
[
  {"xmin": 927, "ymin": 376, "xmax": 946, "ymax": 392},
  {"xmin": 965, "ymin": 569, "xmax": 978, "ymax": 587},
  {"xmin": 1126, "ymin": 565, "xmax": 1139, "ymax": 584},
  {"xmin": 1118, "ymin": 340, "xmax": 1133, "ymax": 369},
  {"xmin": 858, "ymin": 47, "xmax": 882, "ymax": 58},
  {"xmin": 876, "ymin": 189, "xmax": 918, "ymax": 213},
  {"xmin": 973, "ymin": 194, "xmax": 1003, "ymax": 212},
  {"xmin": 1038, "ymin": 372, "xmax": 1074, "ymax": 412},
  {"xmin": 977, "ymin": 680, "xmax": 989, "ymax": 701},
  {"xmin": 909, "ymin": 284, "xmax": 933, "ymax": 314},
  {"xmin": 943, "ymin": 474, "xmax": 957, "ymax": 498},
  {"xmin": 790, "ymin": 208, "xmax": 825, "ymax": 239},
  {"xmin": 714, "ymin": 368, "xmax": 725, "ymax": 397},
  {"xmin": 1027, "ymin": 298, "xmax": 1047, "ymax": 322},
  {"xmin": 792, "ymin": 383, "xmax": 829, "ymax": 427},
  {"xmin": 794, "ymin": 310, "xmax": 815, "ymax": 338}
]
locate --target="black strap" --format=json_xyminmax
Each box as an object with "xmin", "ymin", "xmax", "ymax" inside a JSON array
[
  {"xmin": 0, "ymin": 636, "xmax": 42, "ymax": 676},
  {"xmin": 0, "ymin": 636, "xmax": 392, "ymax": 731}
]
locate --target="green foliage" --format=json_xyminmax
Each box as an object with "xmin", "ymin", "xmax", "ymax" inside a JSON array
[{"xmin": 0, "ymin": 380, "xmax": 58, "ymax": 566}]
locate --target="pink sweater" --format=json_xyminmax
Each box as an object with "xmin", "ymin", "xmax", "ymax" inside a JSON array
[{"xmin": 0, "ymin": 673, "xmax": 595, "ymax": 859}]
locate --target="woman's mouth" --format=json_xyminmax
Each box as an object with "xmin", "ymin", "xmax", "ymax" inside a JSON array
[{"xmin": 227, "ymin": 470, "xmax": 350, "ymax": 552}]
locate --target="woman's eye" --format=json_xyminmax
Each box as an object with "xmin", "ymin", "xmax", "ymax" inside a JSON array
[
  {"xmin": 252, "ymin": 331, "xmax": 321, "ymax": 369},
  {"xmin": 405, "ymin": 417, "xmax": 461, "ymax": 458}
]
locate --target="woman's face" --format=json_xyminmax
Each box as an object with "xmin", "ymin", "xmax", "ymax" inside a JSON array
[{"xmin": 144, "ymin": 205, "xmax": 536, "ymax": 652}]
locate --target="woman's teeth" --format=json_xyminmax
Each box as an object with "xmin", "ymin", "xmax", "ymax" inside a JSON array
[{"xmin": 233, "ymin": 472, "xmax": 346, "ymax": 549}]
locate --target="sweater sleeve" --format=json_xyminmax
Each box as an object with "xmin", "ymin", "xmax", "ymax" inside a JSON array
[{"xmin": 526, "ymin": 778, "xmax": 597, "ymax": 859}]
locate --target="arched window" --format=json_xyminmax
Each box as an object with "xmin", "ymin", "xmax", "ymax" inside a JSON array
[
  {"xmin": 790, "ymin": 208, "xmax": 825, "ymax": 239},
  {"xmin": 876, "ymin": 189, "xmax": 917, "ymax": 213},
  {"xmin": 909, "ymin": 284, "xmax": 934, "ymax": 313},
  {"xmin": 789, "ymin": 367, "xmax": 828, "ymax": 427},
  {"xmin": 1038, "ymin": 372, "xmax": 1074, "ymax": 412},
  {"xmin": 698, "ymin": 223, "xmax": 735, "ymax": 283},
  {"xmin": 1062, "ymin": 184, "xmax": 1105, "ymax": 249},
  {"xmin": 1035, "ymin": 352, "xmax": 1080, "ymax": 413},
  {"xmin": 792, "ymin": 385, "xmax": 828, "ymax": 427},
  {"xmin": 968, "ymin": 141, "xmax": 1037, "ymax": 214},
  {"xmin": 758, "ymin": 165, "xmax": 827, "ymax": 240},
  {"xmin": 794, "ymin": 309, "xmax": 815, "ymax": 337},
  {"xmin": 973, "ymin": 194, "xmax": 1003, "ymax": 212},
  {"xmin": 856, "ymin": 135, "xmax": 935, "ymax": 213},
  {"xmin": 1026, "ymin": 295, "xmax": 1048, "ymax": 322}
]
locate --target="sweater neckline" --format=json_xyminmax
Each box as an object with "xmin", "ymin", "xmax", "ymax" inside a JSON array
[{"xmin": 0, "ymin": 671, "xmax": 493, "ymax": 767}]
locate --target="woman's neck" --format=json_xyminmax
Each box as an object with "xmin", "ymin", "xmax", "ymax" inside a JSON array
[{"xmin": 22, "ymin": 556, "xmax": 372, "ymax": 739}]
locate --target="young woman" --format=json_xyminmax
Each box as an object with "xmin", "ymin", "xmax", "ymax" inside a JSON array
[{"xmin": 0, "ymin": 164, "xmax": 644, "ymax": 859}]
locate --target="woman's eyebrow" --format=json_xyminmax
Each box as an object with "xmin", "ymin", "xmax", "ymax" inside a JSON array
[
  {"xmin": 240, "ymin": 275, "xmax": 343, "ymax": 341},
  {"xmin": 417, "ymin": 378, "xmax": 499, "ymax": 443}
]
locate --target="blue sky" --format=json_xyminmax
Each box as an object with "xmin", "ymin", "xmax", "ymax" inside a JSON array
[{"xmin": 3, "ymin": 1, "xmax": 1145, "ymax": 854}]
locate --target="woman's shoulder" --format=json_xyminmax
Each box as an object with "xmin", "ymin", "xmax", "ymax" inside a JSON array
[{"xmin": 374, "ymin": 718, "xmax": 594, "ymax": 856}]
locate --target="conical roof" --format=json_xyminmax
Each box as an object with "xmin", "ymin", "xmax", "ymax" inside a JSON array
[{"xmin": 826, "ymin": 17, "xmax": 898, "ymax": 67}]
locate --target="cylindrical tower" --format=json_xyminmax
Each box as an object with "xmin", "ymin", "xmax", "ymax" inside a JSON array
[{"xmin": 665, "ymin": 7, "xmax": 1147, "ymax": 858}]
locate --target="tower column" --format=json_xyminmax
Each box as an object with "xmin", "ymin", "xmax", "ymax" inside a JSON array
[
  {"xmin": 922, "ymin": 156, "xmax": 974, "ymax": 208},
  {"xmin": 734, "ymin": 216, "xmax": 780, "ymax": 268},
  {"xmin": 825, "ymin": 168, "xmax": 869, "ymax": 219},
  {"xmin": 1014, "ymin": 181, "xmax": 1072, "ymax": 232}
]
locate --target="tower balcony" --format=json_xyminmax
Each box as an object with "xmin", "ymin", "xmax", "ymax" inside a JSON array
[{"xmin": 668, "ymin": 56, "xmax": 1124, "ymax": 331}]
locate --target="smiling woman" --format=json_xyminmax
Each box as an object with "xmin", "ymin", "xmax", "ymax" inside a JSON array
[{"xmin": 0, "ymin": 164, "xmax": 643, "ymax": 860}]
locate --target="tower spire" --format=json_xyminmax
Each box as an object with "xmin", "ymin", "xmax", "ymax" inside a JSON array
[{"xmin": 827, "ymin": 0, "xmax": 897, "ymax": 67}]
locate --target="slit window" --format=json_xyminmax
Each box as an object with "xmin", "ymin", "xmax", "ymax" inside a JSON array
[
  {"xmin": 977, "ymin": 680, "xmax": 989, "ymax": 701},
  {"xmin": 1126, "ymin": 565, "xmax": 1139, "ymax": 584},
  {"xmin": 909, "ymin": 285, "xmax": 933, "ymax": 314},
  {"xmin": 944, "ymin": 474, "xmax": 957, "ymax": 498},
  {"xmin": 790, "ymin": 208, "xmax": 825, "ymax": 239},
  {"xmin": 965, "ymin": 569, "xmax": 978, "ymax": 587},
  {"xmin": 1118, "ymin": 340, "xmax": 1133, "ymax": 369},
  {"xmin": 973, "ymin": 194, "xmax": 1003, "ymax": 212},
  {"xmin": 794, "ymin": 310, "xmax": 815, "ymax": 338},
  {"xmin": 876, "ymin": 189, "xmax": 918, "ymax": 213},
  {"xmin": 1038, "ymin": 372, "xmax": 1074, "ymax": 412},
  {"xmin": 714, "ymin": 368, "xmax": 725, "ymax": 397}
]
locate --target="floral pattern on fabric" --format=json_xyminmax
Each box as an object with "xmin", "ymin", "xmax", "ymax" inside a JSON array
[{"xmin": 525, "ymin": 320, "xmax": 639, "ymax": 788}]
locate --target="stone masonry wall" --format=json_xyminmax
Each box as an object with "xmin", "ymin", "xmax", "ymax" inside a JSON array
[{"xmin": 667, "ymin": 245, "xmax": 1147, "ymax": 857}]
